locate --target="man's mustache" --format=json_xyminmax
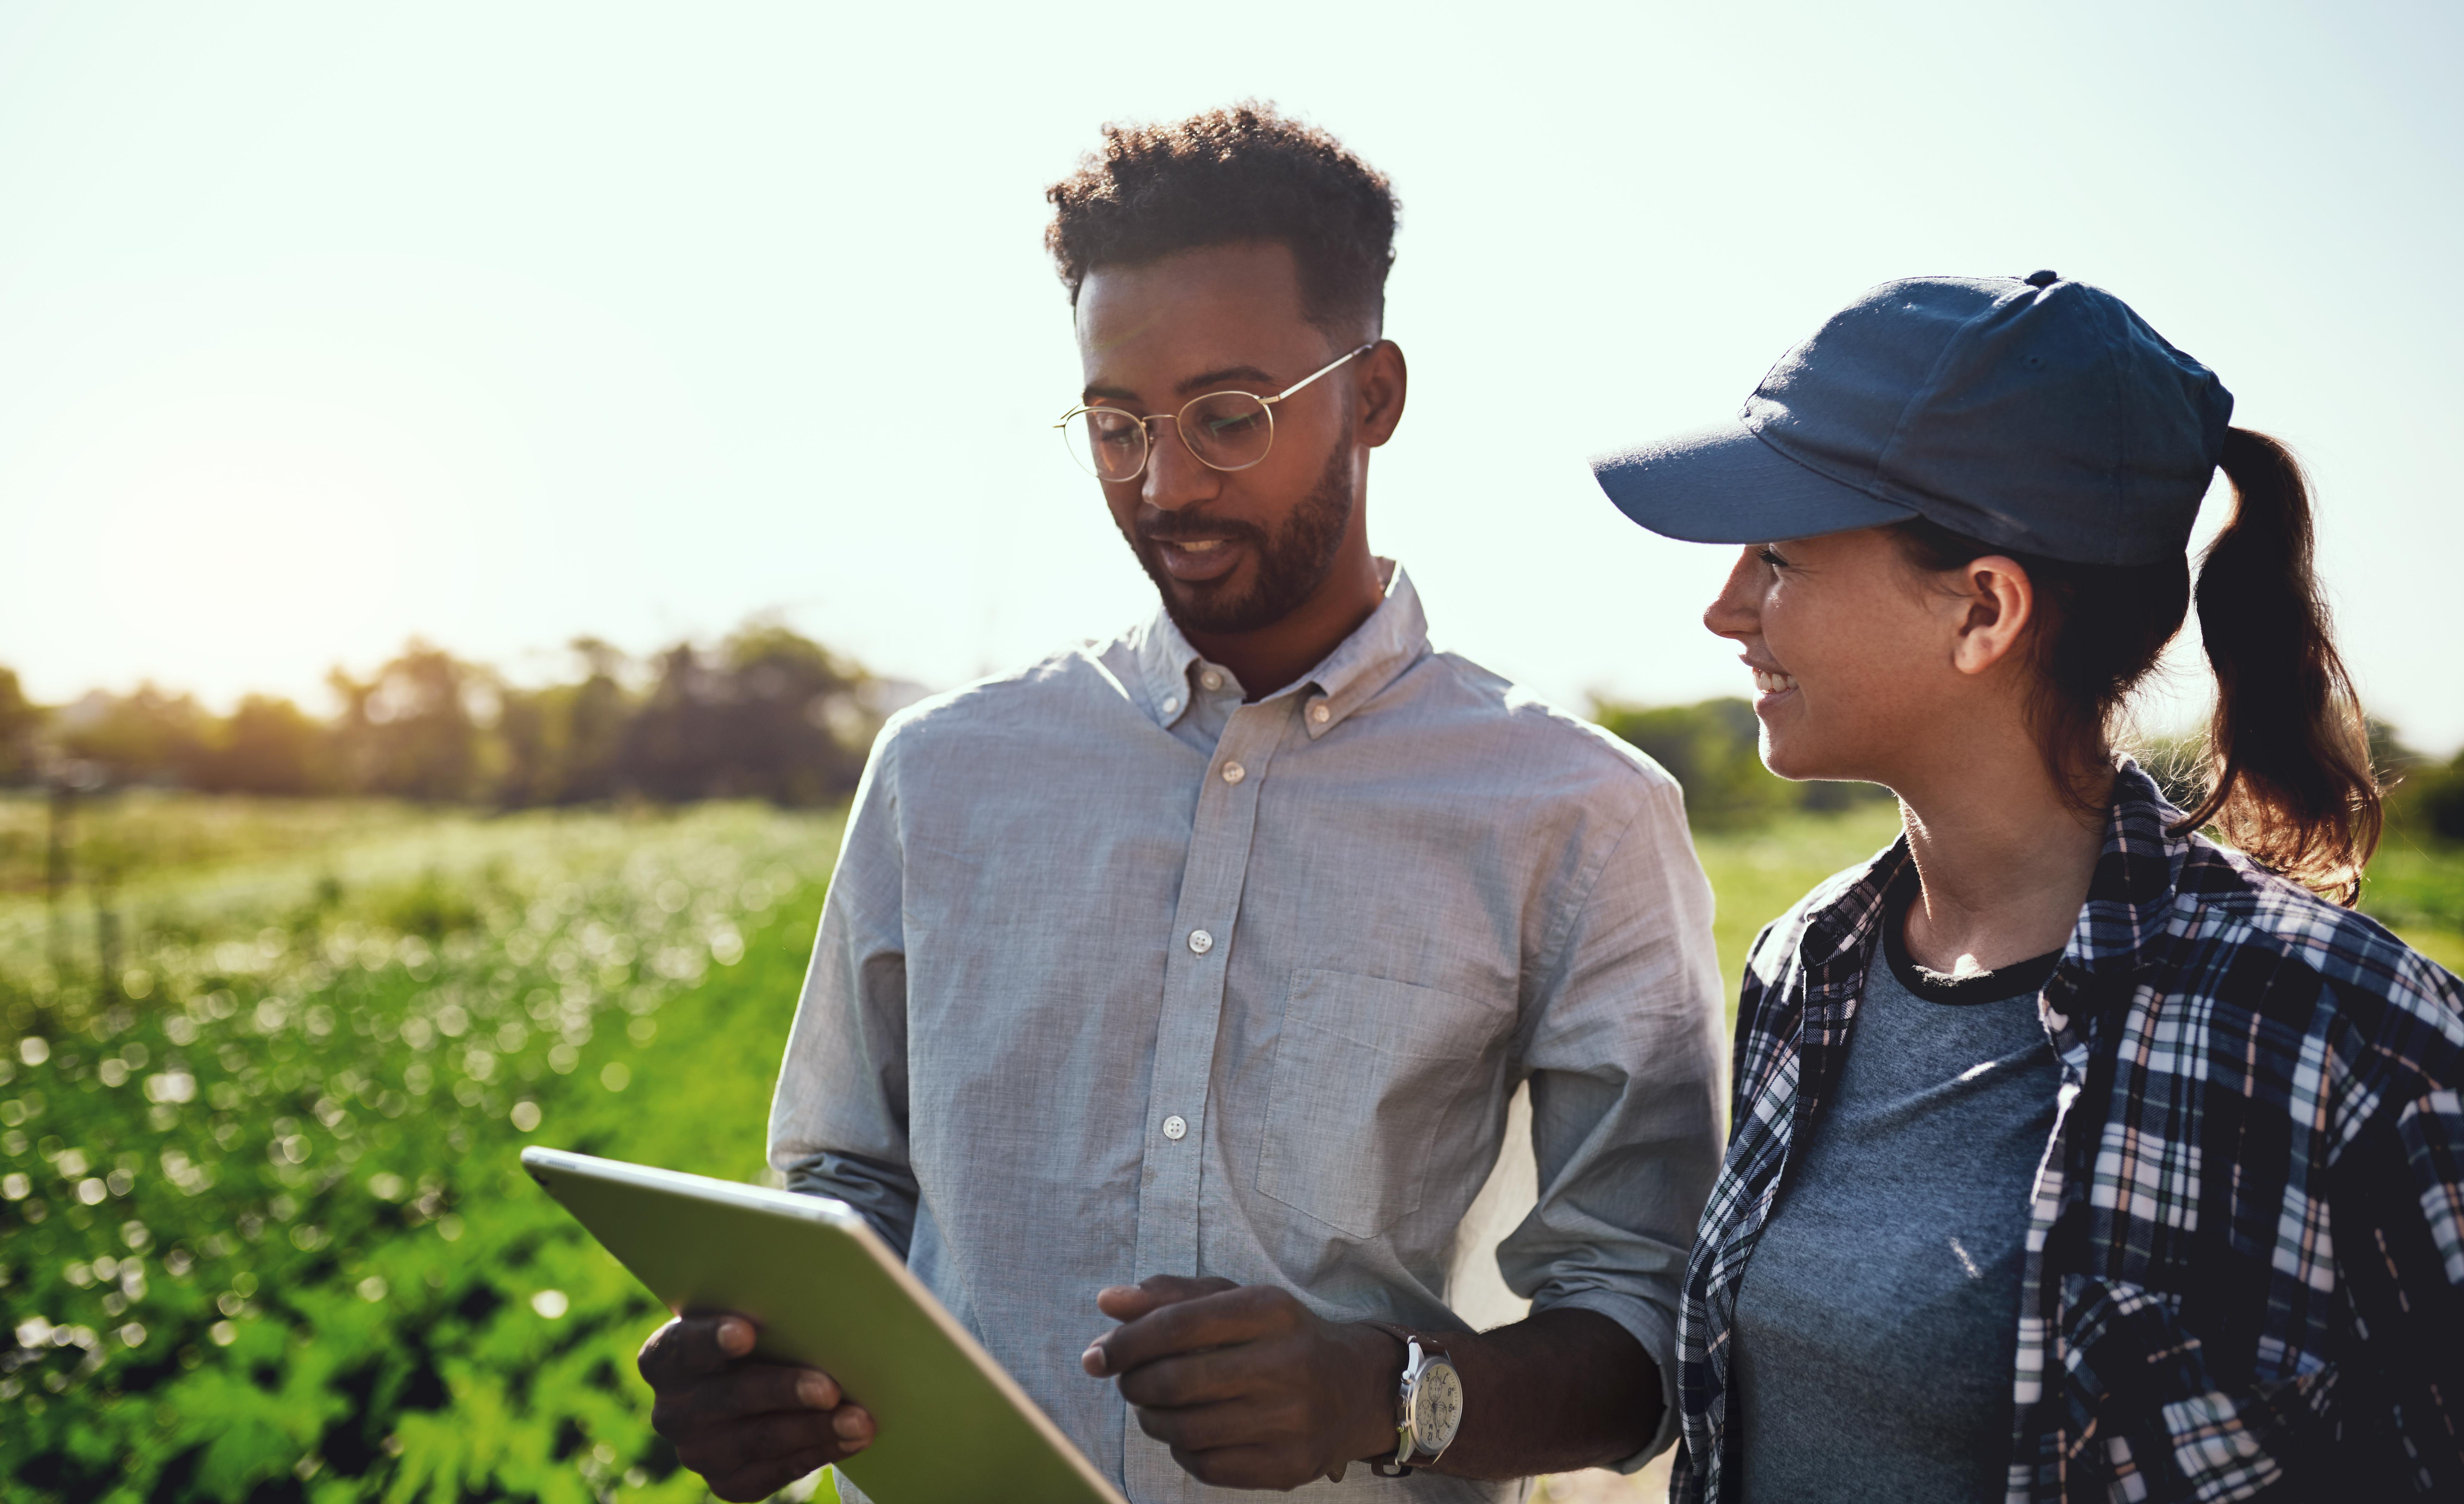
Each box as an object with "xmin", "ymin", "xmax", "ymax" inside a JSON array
[{"xmin": 1134, "ymin": 510, "xmax": 1268, "ymax": 548}]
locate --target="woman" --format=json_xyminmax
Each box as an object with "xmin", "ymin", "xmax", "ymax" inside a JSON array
[{"xmin": 1591, "ymin": 272, "xmax": 2461, "ymax": 1502}]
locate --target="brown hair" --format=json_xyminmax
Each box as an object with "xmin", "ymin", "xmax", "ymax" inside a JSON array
[{"xmin": 1892, "ymin": 427, "xmax": 2380, "ymax": 904}]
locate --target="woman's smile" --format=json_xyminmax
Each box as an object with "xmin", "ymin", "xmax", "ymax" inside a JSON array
[{"xmin": 1748, "ymin": 665, "xmax": 1799, "ymax": 704}]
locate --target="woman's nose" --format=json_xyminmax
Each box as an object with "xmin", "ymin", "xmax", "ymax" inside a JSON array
[{"xmin": 1702, "ymin": 547, "xmax": 1763, "ymax": 640}]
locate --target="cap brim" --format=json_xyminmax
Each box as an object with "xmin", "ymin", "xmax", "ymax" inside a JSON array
[{"xmin": 1591, "ymin": 421, "xmax": 1916, "ymax": 544}]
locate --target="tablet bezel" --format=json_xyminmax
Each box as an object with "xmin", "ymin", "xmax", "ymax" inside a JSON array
[{"xmin": 520, "ymin": 1145, "xmax": 1128, "ymax": 1504}]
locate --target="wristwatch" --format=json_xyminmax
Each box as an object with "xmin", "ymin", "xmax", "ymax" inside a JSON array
[{"xmin": 1364, "ymin": 1322, "xmax": 1463, "ymax": 1476}]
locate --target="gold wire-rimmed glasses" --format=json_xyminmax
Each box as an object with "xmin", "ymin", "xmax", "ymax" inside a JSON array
[{"xmin": 1054, "ymin": 342, "xmax": 1376, "ymax": 483}]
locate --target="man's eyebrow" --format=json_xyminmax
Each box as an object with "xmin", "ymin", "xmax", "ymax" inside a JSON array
[
  {"xmin": 1177, "ymin": 365, "xmax": 1278, "ymax": 395},
  {"xmin": 1081, "ymin": 364, "xmax": 1280, "ymax": 406}
]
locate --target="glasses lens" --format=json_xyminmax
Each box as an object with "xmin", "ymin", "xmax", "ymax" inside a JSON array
[
  {"xmin": 1179, "ymin": 392, "xmax": 1274, "ymax": 471},
  {"xmin": 1067, "ymin": 408, "xmax": 1147, "ymax": 482}
]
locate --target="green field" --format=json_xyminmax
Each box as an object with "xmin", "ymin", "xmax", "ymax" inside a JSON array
[
  {"xmin": 0, "ymin": 796, "xmax": 846, "ymax": 1504},
  {"xmin": 0, "ymin": 793, "xmax": 2456, "ymax": 1503}
]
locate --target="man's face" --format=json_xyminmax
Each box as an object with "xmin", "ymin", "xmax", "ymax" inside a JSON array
[{"xmin": 1074, "ymin": 242, "xmax": 1372, "ymax": 635}]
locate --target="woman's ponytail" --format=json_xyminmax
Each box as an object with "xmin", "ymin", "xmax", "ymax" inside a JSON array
[{"xmin": 2171, "ymin": 428, "xmax": 2380, "ymax": 904}]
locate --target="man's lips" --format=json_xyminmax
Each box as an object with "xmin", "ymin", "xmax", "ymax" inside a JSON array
[{"xmin": 1148, "ymin": 534, "xmax": 1246, "ymax": 583}]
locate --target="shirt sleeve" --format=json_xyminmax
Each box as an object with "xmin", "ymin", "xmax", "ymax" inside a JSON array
[
  {"xmin": 2334, "ymin": 1078, "xmax": 2464, "ymax": 1491},
  {"xmin": 1498, "ymin": 774, "xmax": 1728, "ymax": 1472},
  {"xmin": 766, "ymin": 725, "xmax": 921, "ymax": 1257}
]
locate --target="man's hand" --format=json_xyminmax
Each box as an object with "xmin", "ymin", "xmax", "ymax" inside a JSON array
[
  {"xmin": 637, "ymin": 1313, "xmax": 875, "ymax": 1502},
  {"xmin": 1080, "ymin": 1276, "xmax": 1400, "ymax": 1490}
]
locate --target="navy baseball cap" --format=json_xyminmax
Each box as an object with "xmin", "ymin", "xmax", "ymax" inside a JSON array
[{"xmin": 1591, "ymin": 272, "xmax": 2234, "ymax": 566}]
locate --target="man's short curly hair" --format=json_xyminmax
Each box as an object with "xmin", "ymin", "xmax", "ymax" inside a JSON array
[{"xmin": 1045, "ymin": 102, "xmax": 1398, "ymax": 339}]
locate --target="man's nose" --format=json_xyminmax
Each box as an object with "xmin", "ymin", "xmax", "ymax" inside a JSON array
[{"xmin": 1140, "ymin": 418, "xmax": 1218, "ymax": 512}]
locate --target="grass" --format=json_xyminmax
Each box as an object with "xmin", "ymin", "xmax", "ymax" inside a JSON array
[
  {"xmin": 2362, "ymin": 830, "xmax": 2464, "ymax": 974},
  {"xmin": 1695, "ymin": 804, "xmax": 1905, "ymax": 1011},
  {"xmin": 0, "ymin": 792, "xmax": 2454, "ymax": 1503}
]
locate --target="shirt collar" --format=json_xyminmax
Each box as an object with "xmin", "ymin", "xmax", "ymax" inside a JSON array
[
  {"xmin": 2069, "ymin": 759, "xmax": 2193, "ymax": 975},
  {"xmin": 1127, "ymin": 612, "xmax": 1205, "ymax": 728},
  {"xmin": 1128, "ymin": 558, "xmax": 1430, "ymax": 736}
]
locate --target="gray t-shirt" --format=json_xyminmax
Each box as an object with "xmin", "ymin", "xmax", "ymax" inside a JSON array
[{"xmin": 1731, "ymin": 898, "xmax": 2062, "ymax": 1504}]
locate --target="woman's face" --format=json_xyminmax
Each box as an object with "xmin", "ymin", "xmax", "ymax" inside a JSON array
[{"xmin": 1702, "ymin": 527, "xmax": 2002, "ymax": 787}]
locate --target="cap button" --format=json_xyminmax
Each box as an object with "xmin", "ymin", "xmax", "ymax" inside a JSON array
[{"xmin": 2024, "ymin": 269, "xmax": 2059, "ymax": 288}]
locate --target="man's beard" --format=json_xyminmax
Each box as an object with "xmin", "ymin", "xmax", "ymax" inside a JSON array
[{"xmin": 1123, "ymin": 438, "xmax": 1355, "ymax": 637}]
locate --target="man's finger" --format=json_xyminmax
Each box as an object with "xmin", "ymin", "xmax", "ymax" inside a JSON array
[
  {"xmin": 637, "ymin": 1313, "xmax": 759, "ymax": 1389},
  {"xmin": 1114, "ymin": 1342, "xmax": 1277, "ymax": 1412},
  {"xmin": 1092, "ymin": 1285, "xmax": 1294, "ymax": 1376},
  {"xmin": 692, "ymin": 1363, "xmax": 843, "ymax": 1420},
  {"xmin": 650, "ymin": 1365, "xmax": 846, "ymax": 1437},
  {"xmin": 672, "ymin": 1407, "xmax": 865, "ymax": 1480},
  {"xmin": 1086, "ymin": 1277, "xmax": 1241, "ymax": 1373},
  {"xmin": 1094, "ymin": 1275, "xmax": 1237, "ymax": 1323}
]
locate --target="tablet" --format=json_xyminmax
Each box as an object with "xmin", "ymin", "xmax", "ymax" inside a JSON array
[{"xmin": 520, "ymin": 1146, "xmax": 1128, "ymax": 1504}]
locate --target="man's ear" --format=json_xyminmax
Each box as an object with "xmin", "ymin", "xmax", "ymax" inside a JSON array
[
  {"xmin": 1949, "ymin": 555, "xmax": 2036, "ymax": 677},
  {"xmin": 1354, "ymin": 341, "xmax": 1407, "ymax": 448}
]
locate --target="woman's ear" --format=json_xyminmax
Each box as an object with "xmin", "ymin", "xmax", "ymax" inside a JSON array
[{"xmin": 1949, "ymin": 555, "xmax": 2036, "ymax": 676}]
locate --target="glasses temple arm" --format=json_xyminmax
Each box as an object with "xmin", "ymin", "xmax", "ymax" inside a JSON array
[{"xmin": 1266, "ymin": 341, "xmax": 1379, "ymax": 403}]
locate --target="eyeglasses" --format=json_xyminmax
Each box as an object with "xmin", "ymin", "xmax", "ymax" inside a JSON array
[{"xmin": 1054, "ymin": 342, "xmax": 1376, "ymax": 483}]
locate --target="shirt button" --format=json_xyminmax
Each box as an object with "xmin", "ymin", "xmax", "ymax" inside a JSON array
[
  {"xmin": 1221, "ymin": 761, "xmax": 1246, "ymax": 784},
  {"xmin": 1308, "ymin": 701, "xmax": 1331, "ymax": 724},
  {"xmin": 1161, "ymin": 1114, "xmax": 1187, "ymax": 1141},
  {"xmin": 1161, "ymin": 697, "xmax": 1179, "ymax": 716},
  {"xmin": 1187, "ymin": 929, "xmax": 1215, "ymax": 955},
  {"xmin": 1199, "ymin": 670, "xmax": 1223, "ymax": 692}
]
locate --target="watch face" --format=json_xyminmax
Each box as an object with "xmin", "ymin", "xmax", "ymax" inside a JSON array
[{"xmin": 1409, "ymin": 1359, "xmax": 1465, "ymax": 1453}]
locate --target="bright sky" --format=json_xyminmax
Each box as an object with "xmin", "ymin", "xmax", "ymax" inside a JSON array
[{"xmin": 3, "ymin": 1, "xmax": 2458, "ymax": 750}]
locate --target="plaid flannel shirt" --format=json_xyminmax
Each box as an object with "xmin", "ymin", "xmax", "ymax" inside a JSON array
[{"xmin": 1673, "ymin": 763, "xmax": 2464, "ymax": 1502}]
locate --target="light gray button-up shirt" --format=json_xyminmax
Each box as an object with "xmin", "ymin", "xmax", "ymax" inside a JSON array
[{"xmin": 769, "ymin": 563, "xmax": 1725, "ymax": 1503}]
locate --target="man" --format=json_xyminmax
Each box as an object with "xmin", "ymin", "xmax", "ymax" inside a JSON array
[{"xmin": 639, "ymin": 104, "xmax": 1724, "ymax": 1502}]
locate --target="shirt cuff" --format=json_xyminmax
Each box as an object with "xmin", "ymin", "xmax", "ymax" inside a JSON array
[{"xmin": 1528, "ymin": 1289, "xmax": 1681, "ymax": 1474}]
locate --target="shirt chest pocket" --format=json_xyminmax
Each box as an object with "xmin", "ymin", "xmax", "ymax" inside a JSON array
[{"xmin": 1254, "ymin": 968, "xmax": 1509, "ymax": 1240}]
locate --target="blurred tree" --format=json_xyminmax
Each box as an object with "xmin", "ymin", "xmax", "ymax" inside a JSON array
[
  {"xmin": 498, "ymin": 640, "xmax": 632, "ymax": 808},
  {"xmin": 58, "ymin": 684, "xmax": 212, "ymax": 786},
  {"xmin": 329, "ymin": 643, "xmax": 493, "ymax": 802},
  {"xmin": 197, "ymin": 694, "xmax": 338, "ymax": 795},
  {"xmin": 560, "ymin": 637, "xmax": 630, "ymax": 803},
  {"xmin": 620, "ymin": 644, "xmax": 731, "ymax": 804},
  {"xmin": 718, "ymin": 623, "xmax": 875, "ymax": 804},
  {"xmin": 2388, "ymin": 743, "xmax": 2464, "ymax": 846},
  {"xmin": 618, "ymin": 625, "xmax": 874, "ymax": 807},
  {"xmin": 16, "ymin": 637, "xmax": 2458, "ymax": 849},
  {"xmin": 494, "ymin": 686, "xmax": 560, "ymax": 808},
  {"xmin": 1593, "ymin": 696, "xmax": 1888, "ymax": 829},
  {"xmin": 0, "ymin": 666, "xmax": 41, "ymax": 784}
]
